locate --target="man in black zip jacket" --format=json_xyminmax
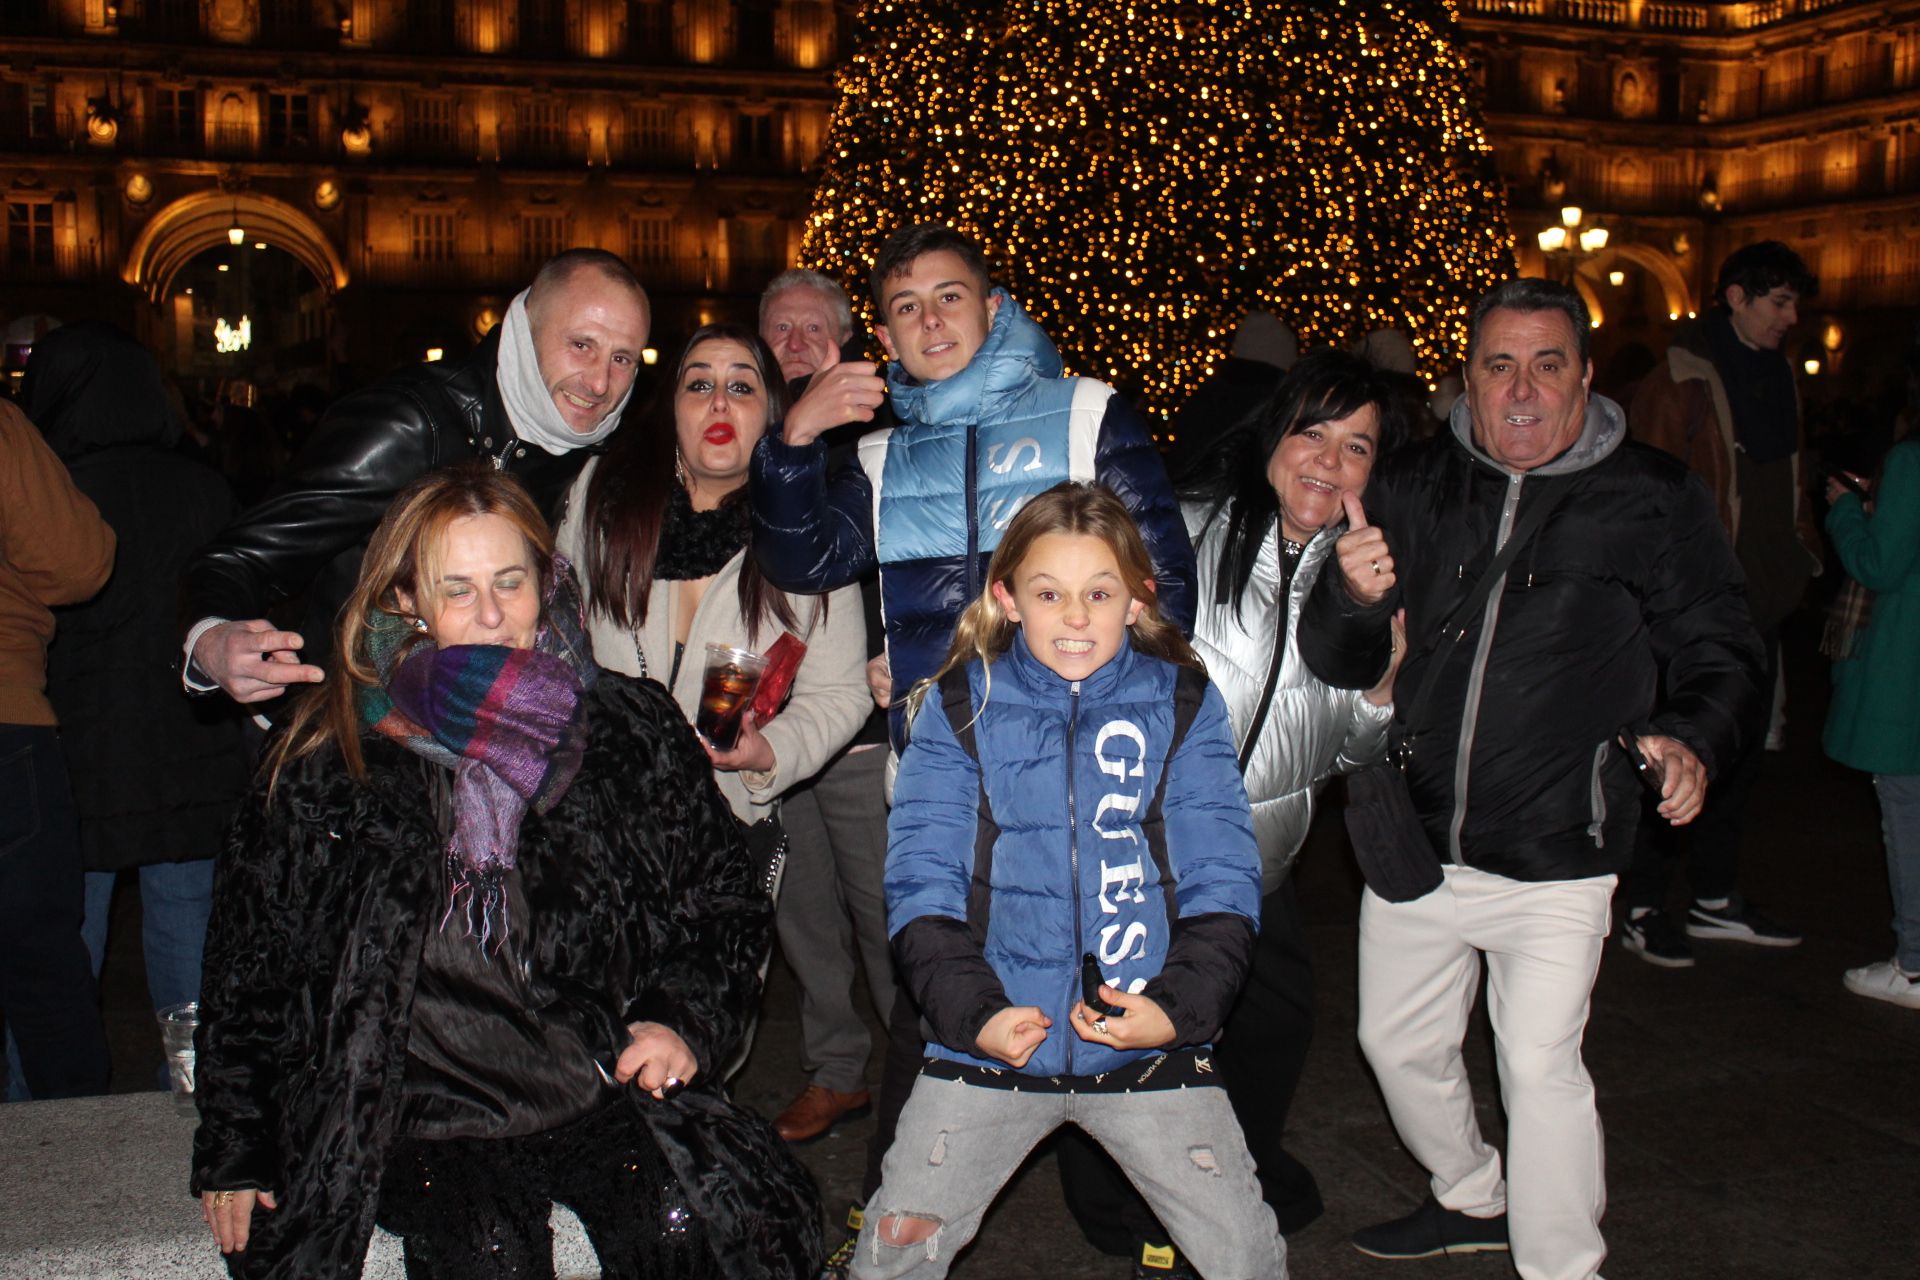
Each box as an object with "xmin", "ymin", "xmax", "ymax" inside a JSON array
[
  {"xmin": 1300, "ymin": 278, "xmax": 1763, "ymax": 1279},
  {"xmin": 182, "ymin": 248, "xmax": 650, "ymax": 702}
]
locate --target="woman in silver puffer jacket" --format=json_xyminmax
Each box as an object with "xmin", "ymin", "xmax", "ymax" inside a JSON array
[
  {"xmin": 1067, "ymin": 350, "xmax": 1409, "ymax": 1259},
  {"xmin": 1188, "ymin": 347, "xmax": 1408, "ymax": 1234}
]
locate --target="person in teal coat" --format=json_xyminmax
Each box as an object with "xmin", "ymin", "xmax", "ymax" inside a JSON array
[{"xmin": 1824, "ymin": 424, "xmax": 1920, "ymax": 1009}]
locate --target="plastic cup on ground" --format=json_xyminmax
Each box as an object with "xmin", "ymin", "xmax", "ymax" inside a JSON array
[
  {"xmin": 696, "ymin": 644, "xmax": 767, "ymax": 751},
  {"xmin": 157, "ymin": 1001, "xmax": 198, "ymax": 1115}
]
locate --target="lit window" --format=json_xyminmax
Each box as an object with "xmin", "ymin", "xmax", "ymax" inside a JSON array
[
  {"xmin": 522, "ymin": 211, "xmax": 566, "ymax": 263},
  {"xmin": 7, "ymin": 201, "xmax": 55, "ymax": 267},
  {"xmin": 267, "ymin": 92, "xmax": 311, "ymax": 149},
  {"xmin": 410, "ymin": 212, "xmax": 456, "ymax": 263},
  {"xmin": 630, "ymin": 215, "xmax": 672, "ymax": 266}
]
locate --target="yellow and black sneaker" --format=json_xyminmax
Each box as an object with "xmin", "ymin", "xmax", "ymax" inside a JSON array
[
  {"xmin": 1134, "ymin": 1240, "xmax": 1199, "ymax": 1279},
  {"xmin": 817, "ymin": 1235, "xmax": 857, "ymax": 1280},
  {"xmin": 817, "ymin": 1201, "xmax": 864, "ymax": 1280}
]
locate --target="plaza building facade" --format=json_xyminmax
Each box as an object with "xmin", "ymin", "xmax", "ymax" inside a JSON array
[
  {"xmin": 0, "ymin": 0, "xmax": 839, "ymax": 394},
  {"xmin": 2, "ymin": 0, "xmax": 1916, "ymax": 403},
  {"xmin": 1461, "ymin": 0, "xmax": 1920, "ymax": 394}
]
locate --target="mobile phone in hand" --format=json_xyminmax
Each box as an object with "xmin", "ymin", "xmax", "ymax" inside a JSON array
[
  {"xmin": 1618, "ymin": 735, "xmax": 1666, "ymax": 794},
  {"xmin": 1822, "ymin": 465, "xmax": 1868, "ymax": 497},
  {"xmin": 1081, "ymin": 952, "xmax": 1124, "ymax": 1018}
]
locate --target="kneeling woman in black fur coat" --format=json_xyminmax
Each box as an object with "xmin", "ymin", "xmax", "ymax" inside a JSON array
[{"xmin": 191, "ymin": 464, "xmax": 820, "ymax": 1279}]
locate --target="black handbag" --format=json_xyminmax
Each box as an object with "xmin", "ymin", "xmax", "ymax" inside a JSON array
[
  {"xmin": 739, "ymin": 813, "xmax": 788, "ymax": 900},
  {"xmin": 1343, "ymin": 482, "xmax": 1571, "ymax": 903},
  {"xmin": 1344, "ymin": 760, "xmax": 1445, "ymax": 903}
]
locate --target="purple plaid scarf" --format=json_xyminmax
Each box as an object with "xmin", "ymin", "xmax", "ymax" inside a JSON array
[{"xmin": 360, "ymin": 559, "xmax": 599, "ymax": 949}]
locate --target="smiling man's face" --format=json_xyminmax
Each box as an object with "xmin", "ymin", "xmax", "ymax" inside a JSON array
[
  {"xmin": 528, "ymin": 270, "xmax": 650, "ymax": 432},
  {"xmin": 1466, "ymin": 306, "xmax": 1593, "ymax": 473}
]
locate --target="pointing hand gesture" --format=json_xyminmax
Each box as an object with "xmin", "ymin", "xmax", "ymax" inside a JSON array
[
  {"xmin": 1334, "ymin": 491, "xmax": 1396, "ymax": 606},
  {"xmin": 193, "ymin": 619, "xmax": 325, "ymax": 703},
  {"xmin": 784, "ymin": 361, "xmax": 888, "ymax": 447}
]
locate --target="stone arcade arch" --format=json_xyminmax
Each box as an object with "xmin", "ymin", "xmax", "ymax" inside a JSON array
[
  {"xmin": 123, "ymin": 191, "xmax": 349, "ymax": 302},
  {"xmin": 1605, "ymin": 242, "xmax": 1693, "ymax": 320},
  {"xmin": 1572, "ymin": 243, "xmax": 1694, "ymax": 332}
]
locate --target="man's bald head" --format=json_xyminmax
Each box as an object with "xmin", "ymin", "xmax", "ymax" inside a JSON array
[{"xmin": 526, "ymin": 249, "xmax": 651, "ymax": 333}]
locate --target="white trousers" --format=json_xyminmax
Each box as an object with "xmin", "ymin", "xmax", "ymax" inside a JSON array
[{"xmin": 1357, "ymin": 865, "xmax": 1614, "ymax": 1280}]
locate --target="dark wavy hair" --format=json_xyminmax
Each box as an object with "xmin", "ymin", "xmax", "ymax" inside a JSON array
[
  {"xmin": 1180, "ymin": 348, "xmax": 1408, "ymax": 620},
  {"xmin": 1715, "ymin": 240, "xmax": 1817, "ymax": 306},
  {"xmin": 580, "ymin": 323, "xmax": 801, "ymax": 644},
  {"xmin": 870, "ymin": 223, "xmax": 995, "ymax": 308}
]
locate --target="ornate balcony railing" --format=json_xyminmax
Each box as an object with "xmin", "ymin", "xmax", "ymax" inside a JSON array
[
  {"xmin": 1461, "ymin": 0, "xmax": 1859, "ymax": 32},
  {"xmin": 359, "ymin": 250, "xmax": 752, "ymax": 293},
  {"xmin": 0, "ymin": 109, "xmax": 78, "ymax": 155}
]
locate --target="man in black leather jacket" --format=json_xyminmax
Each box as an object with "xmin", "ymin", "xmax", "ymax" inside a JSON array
[{"xmin": 183, "ymin": 249, "xmax": 650, "ymax": 702}]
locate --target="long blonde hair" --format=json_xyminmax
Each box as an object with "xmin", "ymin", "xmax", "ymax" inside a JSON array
[
  {"xmin": 909, "ymin": 482, "xmax": 1201, "ymax": 719},
  {"xmin": 263, "ymin": 464, "xmax": 555, "ymax": 793}
]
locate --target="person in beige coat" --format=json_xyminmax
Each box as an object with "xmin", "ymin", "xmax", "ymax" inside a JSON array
[{"xmin": 557, "ymin": 324, "xmax": 868, "ymax": 838}]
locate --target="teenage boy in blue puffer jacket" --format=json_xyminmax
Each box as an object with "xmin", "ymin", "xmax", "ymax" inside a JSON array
[
  {"xmin": 748, "ymin": 224, "xmax": 1197, "ymax": 751},
  {"xmin": 850, "ymin": 484, "xmax": 1284, "ymax": 1280}
]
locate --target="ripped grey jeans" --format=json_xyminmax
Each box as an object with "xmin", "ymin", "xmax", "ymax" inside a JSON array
[{"xmin": 851, "ymin": 1074, "xmax": 1287, "ymax": 1279}]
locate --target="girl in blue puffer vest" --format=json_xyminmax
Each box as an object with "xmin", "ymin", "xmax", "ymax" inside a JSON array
[{"xmin": 852, "ymin": 483, "xmax": 1285, "ymax": 1279}]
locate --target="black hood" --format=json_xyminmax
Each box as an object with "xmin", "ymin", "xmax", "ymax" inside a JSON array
[{"xmin": 21, "ymin": 321, "xmax": 181, "ymax": 460}]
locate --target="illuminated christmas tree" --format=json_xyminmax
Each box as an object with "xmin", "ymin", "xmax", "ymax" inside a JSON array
[{"xmin": 802, "ymin": 0, "xmax": 1515, "ymax": 414}]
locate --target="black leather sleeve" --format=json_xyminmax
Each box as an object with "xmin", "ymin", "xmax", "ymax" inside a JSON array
[{"xmin": 185, "ymin": 384, "xmax": 444, "ymax": 625}]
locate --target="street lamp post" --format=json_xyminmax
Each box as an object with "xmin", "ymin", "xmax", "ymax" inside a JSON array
[{"xmin": 1536, "ymin": 205, "xmax": 1609, "ymax": 273}]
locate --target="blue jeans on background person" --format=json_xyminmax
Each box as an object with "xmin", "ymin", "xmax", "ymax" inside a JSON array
[
  {"xmin": 81, "ymin": 859, "xmax": 218, "ymax": 1012},
  {"xmin": 1874, "ymin": 774, "xmax": 1920, "ymax": 973},
  {"xmin": 4, "ymin": 857, "xmax": 215, "ymax": 1100}
]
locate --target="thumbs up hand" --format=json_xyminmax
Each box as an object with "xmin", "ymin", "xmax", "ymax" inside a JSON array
[{"xmin": 1334, "ymin": 490, "xmax": 1396, "ymax": 606}]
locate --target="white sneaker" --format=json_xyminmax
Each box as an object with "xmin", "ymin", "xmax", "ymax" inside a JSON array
[{"xmin": 1843, "ymin": 959, "xmax": 1920, "ymax": 1009}]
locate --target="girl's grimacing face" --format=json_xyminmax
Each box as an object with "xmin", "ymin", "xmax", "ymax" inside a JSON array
[{"xmin": 990, "ymin": 532, "xmax": 1145, "ymax": 682}]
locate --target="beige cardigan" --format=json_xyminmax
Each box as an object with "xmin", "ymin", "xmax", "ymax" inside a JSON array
[{"xmin": 557, "ymin": 459, "xmax": 870, "ymax": 823}]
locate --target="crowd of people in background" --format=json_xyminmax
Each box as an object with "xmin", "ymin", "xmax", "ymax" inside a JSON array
[{"xmin": 0, "ymin": 227, "xmax": 1916, "ymax": 1280}]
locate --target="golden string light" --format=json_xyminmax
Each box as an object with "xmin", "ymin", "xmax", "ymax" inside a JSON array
[{"xmin": 803, "ymin": 0, "xmax": 1515, "ymax": 415}]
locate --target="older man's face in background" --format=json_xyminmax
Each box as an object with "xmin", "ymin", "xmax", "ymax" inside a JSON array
[
  {"xmin": 1466, "ymin": 306, "xmax": 1593, "ymax": 473},
  {"xmin": 762, "ymin": 287, "xmax": 849, "ymax": 382}
]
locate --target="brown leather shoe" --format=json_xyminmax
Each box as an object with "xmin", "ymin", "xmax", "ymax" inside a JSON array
[{"xmin": 773, "ymin": 1084, "xmax": 872, "ymax": 1143}]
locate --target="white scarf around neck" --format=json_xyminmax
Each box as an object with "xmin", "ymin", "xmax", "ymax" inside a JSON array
[{"xmin": 494, "ymin": 289, "xmax": 633, "ymax": 456}]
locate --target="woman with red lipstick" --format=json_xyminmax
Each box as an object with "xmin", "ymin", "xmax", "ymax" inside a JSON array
[
  {"xmin": 1066, "ymin": 349, "xmax": 1411, "ymax": 1268},
  {"xmin": 560, "ymin": 324, "xmax": 869, "ymax": 878}
]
